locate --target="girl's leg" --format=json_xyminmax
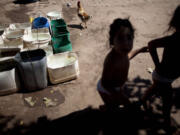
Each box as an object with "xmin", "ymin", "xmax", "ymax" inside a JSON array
[
  {"xmin": 160, "ymin": 84, "xmax": 173, "ymax": 129},
  {"xmin": 141, "ymin": 81, "xmax": 159, "ymax": 110},
  {"xmin": 142, "ymin": 81, "xmax": 159, "ymax": 101},
  {"xmin": 98, "ymin": 91, "xmax": 119, "ymax": 109},
  {"xmin": 116, "ymin": 90, "xmax": 131, "ymax": 105}
]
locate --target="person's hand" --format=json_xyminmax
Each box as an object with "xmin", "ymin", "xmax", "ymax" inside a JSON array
[{"xmin": 140, "ymin": 46, "xmax": 149, "ymax": 53}]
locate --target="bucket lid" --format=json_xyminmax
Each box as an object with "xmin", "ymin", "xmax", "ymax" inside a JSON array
[{"xmin": 47, "ymin": 11, "xmax": 62, "ymax": 19}]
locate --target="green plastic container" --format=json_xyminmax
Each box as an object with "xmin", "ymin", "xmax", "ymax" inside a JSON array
[
  {"xmin": 52, "ymin": 33, "xmax": 72, "ymax": 53},
  {"xmin": 51, "ymin": 19, "xmax": 72, "ymax": 53},
  {"xmin": 50, "ymin": 19, "xmax": 67, "ymax": 28},
  {"xmin": 53, "ymin": 43, "xmax": 72, "ymax": 53},
  {"xmin": 51, "ymin": 26, "xmax": 69, "ymax": 37}
]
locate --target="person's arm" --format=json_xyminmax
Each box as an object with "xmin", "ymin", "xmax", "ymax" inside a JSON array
[
  {"xmin": 148, "ymin": 40, "xmax": 160, "ymax": 67},
  {"xmin": 148, "ymin": 36, "xmax": 170, "ymax": 67},
  {"xmin": 128, "ymin": 46, "xmax": 149, "ymax": 60}
]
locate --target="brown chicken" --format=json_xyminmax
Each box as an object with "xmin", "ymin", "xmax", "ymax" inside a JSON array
[{"xmin": 77, "ymin": 1, "xmax": 91, "ymax": 29}]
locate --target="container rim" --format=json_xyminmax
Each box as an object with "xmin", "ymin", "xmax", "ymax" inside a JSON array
[{"xmin": 47, "ymin": 51, "xmax": 78, "ymax": 69}]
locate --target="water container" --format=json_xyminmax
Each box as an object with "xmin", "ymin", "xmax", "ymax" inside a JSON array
[
  {"xmin": 52, "ymin": 33, "xmax": 72, "ymax": 53},
  {"xmin": 32, "ymin": 17, "xmax": 49, "ymax": 29},
  {"xmin": 31, "ymin": 27, "xmax": 49, "ymax": 34},
  {"xmin": 47, "ymin": 52, "xmax": 79, "ymax": 84},
  {"xmin": 50, "ymin": 19, "xmax": 67, "ymax": 28},
  {"xmin": 14, "ymin": 49, "xmax": 47, "ymax": 91},
  {"xmin": 0, "ymin": 48, "xmax": 20, "ymax": 57},
  {"xmin": 0, "ymin": 37, "xmax": 23, "ymax": 50},
  {"xmin": 9, "ymin": 23, "xmax": 31, "ymax": 34},
  {"xmin": 47, "ymin": 11, "xmax": 62, "ymax": 21},
  {"xmin": 53, "ymin": 43, "xmax": 72, "ymax": 54},
  {"xmin": 0, "ymin": 58, "xmax": 19, "ymax": 95},
  {"xmin": 3, "ymin": 28, "xmax": 24, "ymax": 39},
  {"xmin": 51, "ymin": 26, "xmax": 69, "ymax": 36},
  {"xmin": 23, "ymin": 33, "xmax": 51, "ymax": 50}
]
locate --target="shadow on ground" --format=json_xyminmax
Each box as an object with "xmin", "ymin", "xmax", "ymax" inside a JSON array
[
  {"xmin": 68, "ymin": 24, "xmax": 83, "ymax": 30},
  {"xmin": 125, "ymin": 75, "xmax": 152, "ymax": 99},
  {"xmin": 13, "ymin": 0, "xmax": 38, "ymax": 4},
  {"xmin": 0, "ymin": 105, "xmax": 178, "ymax": 135},
  {"xmin": 0, "ymin": 76, "xmax": 179, "ymax": 135}
]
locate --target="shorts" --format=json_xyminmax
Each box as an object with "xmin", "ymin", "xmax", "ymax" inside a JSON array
[
  {"xmin": 97, "ymin": 79, "xmax": 121, "ymax": 95},
  {"xmin": 152, "ymin": 70, "xmax": 174, "ymax": 83}
]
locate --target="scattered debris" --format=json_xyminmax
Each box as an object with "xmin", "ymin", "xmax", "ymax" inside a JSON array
[
  {"xmin": 79, "ymin": 33, "xmax": 82, "ymax": 36},
  {"xmin": 157, "ymin": 129, "xmax": 166, "ymax": 134},
  {"xmin": 67, "ymin": 3, "xmax": 71, "ymax": 7},
  {"xmin": 119, "ymin": 105, "xmax": 124, "ymax": 108},
  {"xmin": 147, "ymin": 67, "xmax": 153, "ymax": 74},
  {"xmin": 43, "ymin": 97, "xmax": 57, "ymax": 107},
  {"xmin": 19, "ymin": 120, "xmax": 24, "ymax": 126},
  {"xmin": 24, "ymin": 97, "xmax": 36, "ymax": 107},
  {"xmin": 50, "ymin": 90, "xmax": 54, "ymax": 94}
]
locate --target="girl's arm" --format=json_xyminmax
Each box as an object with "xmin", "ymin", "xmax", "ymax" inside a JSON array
[
  {"xmin": 148, "ymin": 36, "xmax": 170, "ymax": 67},
  {"xmin": 128, "ymin": 46, "xmax": 149, "ymax": 60},
  {"xmin": 148, "ymin": 40, "xmax": 160, "ymax": 67}
]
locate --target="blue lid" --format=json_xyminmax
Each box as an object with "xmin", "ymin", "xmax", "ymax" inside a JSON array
[{"xmin": 32, "ymin": 17, "xmax": 49, "ymax": 29}]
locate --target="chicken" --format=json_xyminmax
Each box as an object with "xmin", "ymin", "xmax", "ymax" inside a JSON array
[{"xmin": 77, "ymin": 1, "xmax": 91, "ymax": 29}]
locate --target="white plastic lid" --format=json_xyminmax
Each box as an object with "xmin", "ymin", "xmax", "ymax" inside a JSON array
[{"xmin": 47, "ymin": 11, "xmax": 62, "ymax": 20}]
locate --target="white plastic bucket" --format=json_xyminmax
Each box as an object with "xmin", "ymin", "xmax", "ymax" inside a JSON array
[
  {"xmin": 0, "ymin": 37, "xmax": 23, "ymax": 51},
  {"xmin": 23, "ymin": 33, "xmax": 51, "ymax": 50},
  {"xmin": 47, "ymin": 52, "xmax": 79, "ymax": 84},
  {"xmin": 0, "ymin": 58, "xmax": 19, "ymax": 95},
  {"xmin": 47, "ymin": 11, "xmax": 62, "ymax": 21},
  {"xmin": 3, "ymin": 28, "xmax": 24, "ymax": 39},
  {"xmin": 9, "ymin": 23, "xmax": 31, "ymax": 34},
  {"xmin": 9, "ymin": 23, "xmax": 31, "ymax": 30},
  {"xmin": 31, "ymin": 28, "xmax": 49, "ymax": 34},
  {"xmin": 0, "ymin": 69, "xmax": 17, "ymax": 95}
]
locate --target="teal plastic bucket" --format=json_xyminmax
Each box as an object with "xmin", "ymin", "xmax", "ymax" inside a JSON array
[
  {"xmin": 53, "ymin": 43, "xmax": 72, "ymax": 53},
  {"xmin": 51, "ymin": 26, "xmax": 69, "ymax": 37},
  {"xmin": 51, "ymin": 19, "xmax": 67, "ymax": 27},
  {"xmin": 52, "ymin": 33, "xmax": 72, "ymax": 53}
]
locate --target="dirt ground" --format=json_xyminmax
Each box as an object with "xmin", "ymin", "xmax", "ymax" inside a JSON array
[{"xmin": 0, "ymin": 0, "xmax": 180, "ymax": 134}]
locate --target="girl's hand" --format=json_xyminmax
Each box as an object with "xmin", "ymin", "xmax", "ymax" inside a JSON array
[
  {"xmin": 140, "ymin": 46, "xmax": 149, "ymax": 53},
  {"xmin": 129, "ymin": 46, "xmax": 149, "ymax": 60}
]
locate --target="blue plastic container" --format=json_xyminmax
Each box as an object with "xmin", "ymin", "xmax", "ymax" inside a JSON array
[{"xmin": 32, "ymin": 17, "xmax": 49, "ymax": 29}]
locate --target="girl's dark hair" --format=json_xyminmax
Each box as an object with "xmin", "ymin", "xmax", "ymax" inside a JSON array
[
  {"xmin": 109, "ymin": 18, "xmax": 134, "ymax": 46},
  {"xmin": 169, "ymin": 5, "xmax": 180, "ymax": 30}
]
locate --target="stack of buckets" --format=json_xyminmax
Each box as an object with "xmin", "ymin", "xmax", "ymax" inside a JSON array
[{"xmin": 50, "ymin": 19, "xmax": 72, "ymax": 53}]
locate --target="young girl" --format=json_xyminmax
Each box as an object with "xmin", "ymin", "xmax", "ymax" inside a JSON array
[
  {"xmin": 97, "ymin": 18, "xmax": 148, "ymax": 108},
  {"xmin": 141, "ymin": 5, "xmax": 180, "ymax": 130}
]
